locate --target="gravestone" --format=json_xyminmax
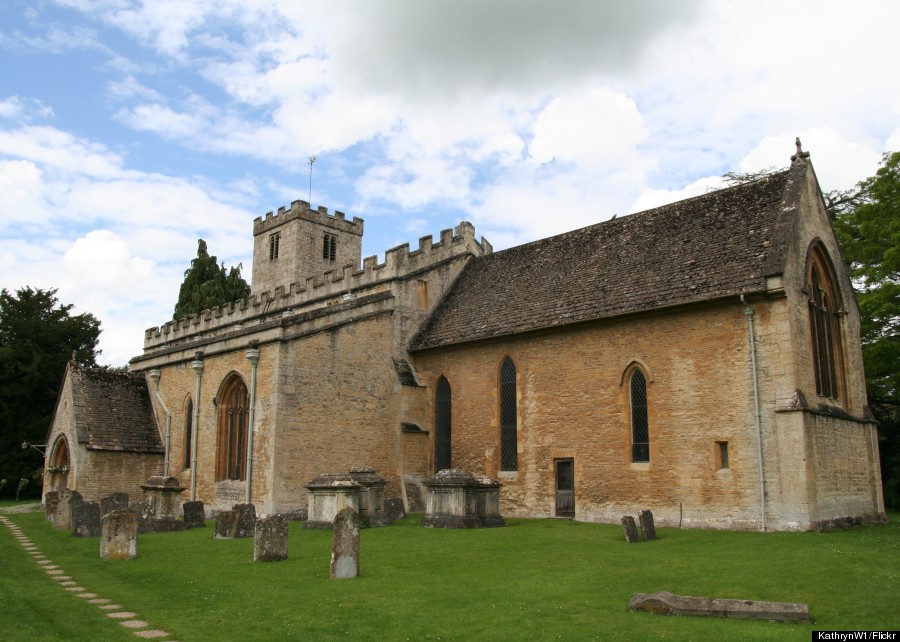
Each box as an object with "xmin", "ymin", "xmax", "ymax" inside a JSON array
[
  {"xmin": 621, "ymin": 515, "xmax": 641, "ymax": 543},
  {"xmin": 101, "ymin": 493, "xmax": 129, "ymax": 516},
  {"xmin": 214, "ymin": 511, "xmax": 238, "ymax": 539},
  {"xmin": 331, "ymin": 507, "xmax": 361, "ymax": 579},
  {"xmin": 385, "ymin": 497, "xmax": 406, "ymax": 522},
  {"xmin": 53, "ymin": 489, "xmax": 82, "ymax": 532},
  {"xmin": 72, "ymin": 500, "xmax": 102, "ymax": 537},
  {"xmin": 100, "ymin": 511, "xmax": 139, "ymax": 560},
  {"xmin": 232, "ymin": 503, "xmax": 257, "ymax": 538},
  {"xmin": 639, "ymin": 509, "xmax": 657, "ymax": 541},
  {"xmin": 628, "ymin": 591, "xmax": 811, "ymax": 622},
  {"xmin": 139, "ymin": 476, "xmax": 185, "ymax": 532},
  {"xmin": 254, "ymin": 515, "xmax": 288, "ymax": 562},
  {"xmin": 183, "ymin": 501, "xmax": 206, "ymax": 529},
  {"xmin": 44, "ymin": 491, "xmax": 59, "ymax": 522}
]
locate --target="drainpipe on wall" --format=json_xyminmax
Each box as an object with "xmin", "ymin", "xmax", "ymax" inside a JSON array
[
  {"xmin": 245, "ymin": 345, "xmax": 260, "ymax": 503},
  {"xmin": 741, "ymin": 294, "xmax": 767, "ymax": 532},
  {"xmin": 190, "ymin": 355, "xmax": 204, "ymax": 502},
  {"xmin": 148, "ymin": 369, "xmax": 172, "ymax": 476}
]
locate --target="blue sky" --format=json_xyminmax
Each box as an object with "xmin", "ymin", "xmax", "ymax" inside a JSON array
[{"xmin": 1, "ymin": 0, "xmax": 897, "ymax": 365}]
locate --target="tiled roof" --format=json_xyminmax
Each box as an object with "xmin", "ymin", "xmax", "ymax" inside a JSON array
[
  {"xmin": 71, "ymin": 367, "xmax": 163, "ymax": 453},
  {"xmin": 410, "ymin": 165, "xmax": 798, "ymax": 351}
]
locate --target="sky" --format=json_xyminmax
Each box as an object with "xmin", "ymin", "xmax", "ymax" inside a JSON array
[{"xmin": 1, "ymin": 0, "xmax": 898, "ymax": 366}]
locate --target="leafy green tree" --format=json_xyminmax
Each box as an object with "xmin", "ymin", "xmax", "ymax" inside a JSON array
[
  {"xmin": 173, "ymin": 239, "xmax": 250, "ymax": 320},
  {"xmin": 832, "ymin": 151, "xmax": 900, "ymax": 510},
  {"xmin": 0, "ymin": 287, "xmax": 101, "ymax": 498}
]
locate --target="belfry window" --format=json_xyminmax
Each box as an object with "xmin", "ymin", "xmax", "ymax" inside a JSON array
[
  {"xmin": 216, "ymin": 376, "xmax": 249, "ymax": 481},
  {"xmin": 499, "ymin": 357, "xmax": 518, "ymax": 471},
  {"xmin": 323, "ymin": 233, "xmax": 337, "ymax": 261},
  {"xmin": 630, "ymin": 369, "xmax": 649, "ymax": 463},
  {"xmin": 807, "ymin": 245, "xmax": 844, "ymax": 400},
  {"xmin": 269, "ymin": 233, "xmax": 280, "ymax": 260}
]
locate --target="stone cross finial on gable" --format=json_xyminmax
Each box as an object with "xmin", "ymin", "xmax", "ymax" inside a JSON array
[{"xmin": 791, "ymin": 137, "xmax": 810, "ymax": 162}]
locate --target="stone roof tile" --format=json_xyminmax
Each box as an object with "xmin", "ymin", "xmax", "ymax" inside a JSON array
[{"xmin": 410, "ymin": 168, "xmax": 793, "ymax": 351}]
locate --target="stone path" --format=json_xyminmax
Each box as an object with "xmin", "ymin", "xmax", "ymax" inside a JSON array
[{"xmin": 0, "ymin": 508, "xmax": 177, "ymax": 641}]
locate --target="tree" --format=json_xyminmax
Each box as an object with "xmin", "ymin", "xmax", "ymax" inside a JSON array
[
  {"xmin": 0, "ymin": 287, "xmax": 101, "ymax": 498},
  {"xmin": 832, "ymin": 151, "xmax": 900, "ymax": 510},
  {"xmin": 173, "ymin": 239, "xmax": 251, "ymax": 320}
]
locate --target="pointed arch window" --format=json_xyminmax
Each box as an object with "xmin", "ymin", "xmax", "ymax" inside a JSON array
[
  {"xmin": 630, "ymin": 369, "xmax": 649, "ymax": 463},
  {"xmin": 499, "ymin": 358, "xmax": 518, "ymax": 471},
  {"xmin": 807, "ymin": 245, "xmax": 845, "ymax": 400},
  {"xmin": 434, "ymin": 376, "xmax": 452, "ymax": 472},
  {"xmin": 183, "ymin": 398, "xmax": 193, "ymax": 470},
  {"xmin": 216, "ymin": 376, "xmax": 249, "ymax": 481}
]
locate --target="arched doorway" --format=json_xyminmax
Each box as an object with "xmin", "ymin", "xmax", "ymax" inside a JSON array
[{"xmin": 47, "ymin": 435, "xmax": 71, "ymax": 492}]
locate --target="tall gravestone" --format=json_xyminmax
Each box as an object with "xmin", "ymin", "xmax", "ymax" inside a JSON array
[
  {"xmin": 621, "ymin": 515, "xmax": 641, "ymax": 543},
  {"xmin": 331, "ymin": 507, "xmax": 361, "ymax": 579},
  {"xmin": 214, "ymin": 510, "xmax": 238, "ymax": 539},
  {"xmin": 53, "ymin": 489, "xmax": 81, "ymax": 532},
  {"xmin": 639, "ymin": 509, "xmax": 657, "ymax": 541},
  {"xmin": 183, "ymin": 501, "xmax": 206, "ymax": 529},
  {"xmin": 44, "ymin": 491, "xmax": 59, "ymax": 522},
  {"xmin": 101, "ymin": 493, "xmax": 129, "ymax": 516},
  {"xmin": 100, "ymin": 511, "xmax": 139, "ymax": 560},
  {"xmin": 254, "ymin": 515, "xmax": 288, "ymax": 562},
  {"xmin": 233, "ymin": 503, "xmax": 257, "ymax": 538},
  {"xmin": 72, "ymin": 500, "xmax": 102, "ymax": 537}
]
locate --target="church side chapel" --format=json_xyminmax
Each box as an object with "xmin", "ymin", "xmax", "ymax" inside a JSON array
[{"xmin": 43, "ymin": 145, "xmax": 885, "ymax": 531}]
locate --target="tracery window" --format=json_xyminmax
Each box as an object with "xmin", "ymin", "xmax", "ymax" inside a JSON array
[
  {"xmin": 434, "ymin": 376, "xmax": 452, "ymax": 472},
  {"xmin": 630, "ymin": 368, "xmax": 649, "ymax": 463},
  {"xmin": 216, "ymin": 375, "xmax": 249, "ymax": 481},
  {"xmin": 269, "ymin": 232, "xmax": 280, "ymax": 260},
  {"xmin": 807, "ymin": 244, "xmax": 845, "ymax": 400},
  {"xmin": 499, "ymin": 357, "xmax": 518, "ymax": 471}
]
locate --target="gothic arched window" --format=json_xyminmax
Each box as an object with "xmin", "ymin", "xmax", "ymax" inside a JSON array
[
  {"xmin": 807, "ymin": 244, "xmax": 845, "ymax": 400},
  {"xmin": 216, "ymin": 376, "xmax": 249, "ymax": 481},
  {"xmin": 499, "ymin": 357, "xmax": 518, "ymax": 472},
  {"xmin": 630, "ymin": 368, "xmax": 650, "ymax": 463},
  {"xmin": 434, "ymin": 376, "xmax": 452, "ymax": 472}
]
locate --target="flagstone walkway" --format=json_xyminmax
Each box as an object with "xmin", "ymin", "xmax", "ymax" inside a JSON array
[{"xmin": 0, "ymin": 506, "xmax": 176, "ymax": 641}]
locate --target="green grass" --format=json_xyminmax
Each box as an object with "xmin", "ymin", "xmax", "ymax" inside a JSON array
[{"xmin": 1, "ymin": 511, "xmax": 898, "ymax": 641}]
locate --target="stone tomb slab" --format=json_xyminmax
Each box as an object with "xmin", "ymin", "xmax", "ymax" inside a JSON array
[{"xmin": 628, "ymin": 591, "xmax": 811, "ymax": 623}]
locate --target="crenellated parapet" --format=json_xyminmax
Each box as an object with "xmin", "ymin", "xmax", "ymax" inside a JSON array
[
  {"xmin": 253, "ymin": 200, "xmax": 364, "ymax": 237},
  {"xmin": 142, "ymin": 221, "xmax": 491, "ymax": 352}
]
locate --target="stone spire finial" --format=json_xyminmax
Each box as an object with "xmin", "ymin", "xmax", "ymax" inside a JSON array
[{"xmin": 791, "ymin": 137, "xmax": 810, "ymax": 162}]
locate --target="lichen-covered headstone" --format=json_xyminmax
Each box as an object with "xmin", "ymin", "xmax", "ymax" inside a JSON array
[
  {"xmin": 73, "ymin": 500, "xmax": 102, "ymax": 537},
  {"xmin": 232, "ymin": 503, "xmax": 256, "ymax": 538},
  {"xmin": 214, "ymin": 510, "xmax": 238, "ymax": 539},
  {"xmin": 183, "ymin": 500, "xmax": 206, "ymax": 529},
  {"xmin": 44, "ymin": 491, "xmax": 59, "ymax": 522},
  {"xmin": 100, "ymin": 511, "xmax": 139, "ymax": 560},
  {"xmin": 101, "ymin": 493, "xmax": 129, "ymax": 516},
  {"xmin": 639, "ymin": 509, "xmax": 657, "ymax": 541},
  {"xmin": 621, "ymin": 515, "xmax": 641, "ymax": 543},
  {"xmin": 254, "ymin": 515, "xmax": 288, "ymax": 562},
  {"xmin": 330, "ymin": 507, "xmax": 360, "ymax": 579}
]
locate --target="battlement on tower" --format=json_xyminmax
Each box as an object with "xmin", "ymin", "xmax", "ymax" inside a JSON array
[
  {"xmin": 141, "ymin": 221, "xmax": 491, "ymax": 352},
  {"xmin": 253, "ymin": 200, "xmax": 364, "ymax": 237}
]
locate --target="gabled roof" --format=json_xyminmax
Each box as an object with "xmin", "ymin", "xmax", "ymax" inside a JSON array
[
  {"xmin": 69, "ymin": 366, "xmax": 163, "ymax": 453},
  {"xmin": 410, "ymin": 162, "xmax": 805, "ymax": 352}
]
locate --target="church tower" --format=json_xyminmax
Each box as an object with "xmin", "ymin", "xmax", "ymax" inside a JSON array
[{"xmin": 250, "ymin": 199, "xmax": 364, "ymax": 296}]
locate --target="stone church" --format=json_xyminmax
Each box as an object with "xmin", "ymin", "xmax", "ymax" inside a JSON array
[{"xmin": 44, "ymin": 146, "xmax": 885, "ymax": 531}]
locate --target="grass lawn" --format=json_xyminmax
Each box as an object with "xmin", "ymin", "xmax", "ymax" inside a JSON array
[{"xmin": 1, "ymin": 510, "xmax": 897, "ymax": 641}]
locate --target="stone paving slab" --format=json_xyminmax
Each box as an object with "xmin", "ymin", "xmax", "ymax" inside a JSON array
[{"xmin": 119, "ymin": 620, "xmax": 149, "ymax": 629}]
